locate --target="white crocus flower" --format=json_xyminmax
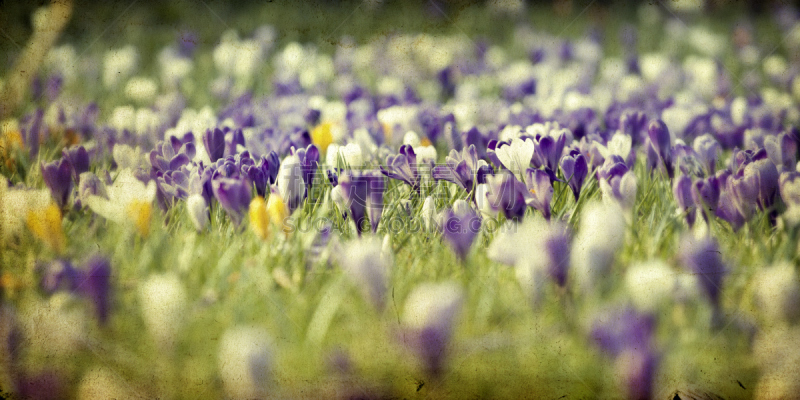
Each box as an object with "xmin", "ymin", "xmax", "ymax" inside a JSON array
[
  {"xmin": 326, "ymin": 143, "xmax": 363, "ymax": 168},
  {"xmin": 276, "ymin": 154, "xmax": 305, "ymax": 212},
  {"xmin": 86, "ymin": 168, "xmax": 156, "ymax": 235},
  {"xmin": 494, "ymin": 137, "xmax": 534, "ymax": 179}
]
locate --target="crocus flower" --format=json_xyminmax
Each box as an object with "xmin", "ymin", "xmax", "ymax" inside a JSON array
[
  {"xmin": 691, "ymin": 175, "xmax": 720, "ymax": 221},
  {"xmin": 401, "ymin": 282, "xmax": 464, "ymax": 378},
  {"xmin": 647, "ymin": 119, "xmax": 673, "ymax": 178},
  {"xmin": 41, "ymin": 159, "xmax": 73, "ymax": 208},
  {"xmin": 62, "ymin": 145, "xmax": 90, "ymax": 183},
  {"xmin": 531, "ymin": 129, "xmax": 568, "ymax": 173},
  {"xmin": 590, "ymin": 307, "xmax": 658, "ymax": 400},
  {"xmin": 223, "ymin": 128, "xmax": 246, "ymax": 157},
  {"xmin": 481, "ymin": 172, "xmax": 530, "ymax": 221},
  {"xmin": 673, "ymin": 174, "xmax": 696, "ymax": 226},
  {"xmin": 218, "ymin": 326, "xmax": 273, "ymax": 400},
  {"xmin": 440, "ymin": 202, "xmax": 481, "ymax": 261},
  {"xmin": 559, "ymin": 150, "xmax": 589, "ymax": 201},
  {"xmin": 432, "ymin": 144, "xmax": 491, "ymax": 193},
  {"xmin": 338, "ymin": 171, "xmax": 385, "ymax": 235},
  {"xmin": 729, "ymin": 157, "xmax": 779, "ymax": 218},
  {"xmin": 86, "ymin": 169, "xmax": 156, "ymax": 236},
  {"xmin": 203, "ymin": 127, "xmax": 226, "ymax": 163},
  {"xmin": 78, "ymin": 255, "xmax": 112, "ymax": 325},
  {"xmin": 339, "ymin": 237, "xmax": 391, "ymax": 310},
  {"xmin": 716, "ymin": 180, "xmax": 747, "ymax": 231},
  {"xmin": 276, "ymin": 154, "xmax": 305, "ymax": 213},
  {"xmin": 326, "ymin": 143, "xmax": 364, "ymax": 168},
  {"xmin": 494, "ymin": 137, "xmax": 535, "ymax": 179},
  {"xmin": 765, "ymin": 131, "xmax": 798, "ymax": 172},
  {"xmin": 248, "ymin": 196, "xmax": 271, "ymax": 240},
  {"xmin": 26, "ymin": 202, "xmax": 65, "ymax": 253},
  {"xmin": 600, "ymin": 169, "xmax": 638, "ymax": 210},
  {"xmin": 678, "ymin": 235, "xmax": 727, "ymax": 310},
  {"xmin": 692, "ymin": 134, "xmax": 720, "ymax": 174},
  {"xmin": 380, "ymin": 145, "xmax": 430, "ymax": 193},
  {"xmin": 523, "ymin": 168, "xmax": 553, "ymax": 220},
  {"xmin": 77, "ymin": 172, "xmax": 107, "ymax": 208},
  {"xmin": 212, "ymin": 177, "xmax": 252, "ymax": 226},
  {"xmin": 187, "ymin": 193, "xmax": 209, "ymax": 231}
]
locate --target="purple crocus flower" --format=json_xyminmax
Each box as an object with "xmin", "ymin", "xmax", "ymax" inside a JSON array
[
  {"xmin": 440, "ymin": 204, "xmax": 481, "ymax": 260},
  {"xmin": 523, "ymin": 168, "xmax": 553, "ymax": 220},
  {"xmin": 672, "ymin": 143, "xmax": 704, "ymax": 178},
  {"xmin": 203, "ymin": 127, "xmax": 226, "ymax": 163},
  {"xmin": 294, "ymin": 144, "xmax": 320, "ymax": 197},
  {"xmin": 729, "ymin": 157, "xmax": 779, "ymax": 218},
  {"xmin": 673, "ymin": 174, "xmax": 696, "ymax": 226},
  {"xmin": 461, "ymin": 127, "xmax": 487, "ymax": 159},
  {"xmin": 400, "ymin": 282, "xmax": 464, "ymax": 378},
  {"xmin": 765, "ymin": 131, "xmax": 798, "ymax": 172},
  {"xmin": 432, "ymin": 145, "xmax": 489, "ymax": 193},
  {"xmin": 531, "ymin": 131, "xmax": 567, "ymax": 173},
  {"xmin": 338, "ymin": 171, "xmax": 385, "ymax": 235},
  {"xmin": 367, "ymin": 174, "xmax": 386, "ymax": 234},
  {"xmin": 482, "ymin": 172, "xmax": 530, "ymax": 221},
  {"xmin": 679, "ymin": 235, "xmax": 727, "ymax": 309},
  {"xmin": 62, "ymin": 146, "xmax": 90, "ymax": 183},
  {"xmin": 223, "ymin": 128, "xmax": 246, "ymax": 157},
  {"xmin": 380, "ymin": 145, "xmax": 431, "ymax": 193},
  {"xmin": 591, "ymin": 307, "xmax": 658, "ymax": 400},
  {"xmin": 647, "ymin": 119, "xmax": 673, "ymax": 178},
  {"xmin": 716, "ymin": 175, "xmax": 747, "ymax": 231},
  {"xmin": 692, "ymin": 134, "xmax": 721, "ymax": 174},
  {"xmin": 78, "ymin": 255, "xmax": 112, "ymax": 325},
  {"xmin": 212, "ymin": 177, "xmax": 252, "ymax": 226},
  {"xmin": 149, "ymin": 140, "xmax": 194, "ymax": 174},
  {"xmin": 691, "ymin": 175, "xmax": 720, "ymax": 221},
  {"xmin": 41, "ymin": 159, "xmax": 73, "ymax": 208},
  {"xmin": 242, "ymin": 151, "xmax": 280, "ymax": 197},
  {"xmin": 559, "ymin": 150, "xmax": 589, "ymax": 201}
]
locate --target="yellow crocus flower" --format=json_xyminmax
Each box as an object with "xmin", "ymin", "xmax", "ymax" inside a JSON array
[
  {"xmin": 26, "ymin": 202, "xmax": 65, "ymax": 253},
  {"xmin": 311, "ymin": 122, "xmax": 334, "ymax": 153},
  {"xmin": 249, "ymin": 196, "xmax": 270, "ymax": 240}
]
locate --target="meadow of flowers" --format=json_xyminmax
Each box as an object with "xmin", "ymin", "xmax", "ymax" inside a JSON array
[{"xmin": 2, "ymin": 1, "xmax": 800, "ymax": 399}]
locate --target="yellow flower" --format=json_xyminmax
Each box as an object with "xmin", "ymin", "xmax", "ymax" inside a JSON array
[
  {"xmin": 419, "ymin": 137, "xmax": 432, "ymax": 147},
  {"xmin": 267, "ymin": 194, "xmax": 291, "ymax": 234},
  {"xmin": 311, "ymin": 122, "xmax": 333, "ymax": 153},
  {"xmin": 126, "ymin": 200, "xmax": 152, "ymax": 237},
  {"xmin": 26, "ymin": 202, "xmax": 65, "ymax": 253},
  {"xmin": 249, "ymin": 196, "xmax": 270, "ymax": 240},
  {"xmin": 86, "ymin": 168, "xmax": 156, "ymax": 237}
]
